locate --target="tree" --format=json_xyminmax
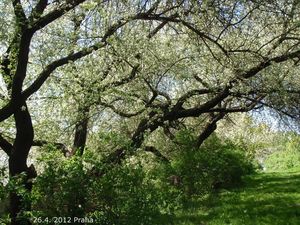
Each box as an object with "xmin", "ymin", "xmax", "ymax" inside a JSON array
[
  {"xmin": 100, "ymin": 0, "xmax": 300, "ymax": 164},
  {"xmin": 0, "ymin": 0, "xmax": 178, "ymax": 223}
]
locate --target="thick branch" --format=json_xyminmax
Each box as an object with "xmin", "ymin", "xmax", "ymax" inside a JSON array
[
  {"xmin": 22, "ymin": 43, "xmax": 105, "ymax": 99},
  {"xmin": 73, "ymin": 105, "xmax": 90, "ymax": 156},
  {"xmin": 167, "ymin": 87, "xmax": 230, "ymax": 120},
  {"xmin": 196, "ymin": 112, "xmax": 225, "ymax": 149},
  {"xmin": 33, "ymin": 140, "xmax": 70, "ymax": 156},
  {"xmin": 0, "ymin": 134, "xmax": 13, "ymax": 156},
  {"xmin": 242, "ymin": 49, "xmax": 300, "ymax": 79},
  {"xmin": 12, "ymin": 0, "xmax": 27, "ymax": 25},
  {"xmin": 31, "ymin": 0, "xmax": 87, "ymax": 31},
  {"xmin": 207, "ymin": 97, "xmax": 264, "ymax": 113},
  {"xmin": 23, "ymin": 17, "xmax": 138, "ymax": 100},
  {"xmin": 144, "ymin": 146, "xmax": 169, "ymax": 163},
  {"xmin": 11, "ymin": 30, "xmax": 34, "ymax": 101},
  {"xmin": 29, "ymin": 0, "xmax": 48, "ymax": 21},
  {"xmin": 148, "ymin": 20, "xmax": 168, "ymax": 38},
  {"xmin": 173, "ymin": 89, "xmax": 214, "ymax": 110},
  {"xmin": 99, "ymin": 99, "xmax": 145, "ymax": 118}
]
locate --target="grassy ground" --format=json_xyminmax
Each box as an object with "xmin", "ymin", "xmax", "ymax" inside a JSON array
[{"xmin": 174, "ymin": 170, "xmax": 300, "ymax": 225}]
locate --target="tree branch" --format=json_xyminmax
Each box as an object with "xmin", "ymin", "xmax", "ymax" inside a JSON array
[
  {"xmin": 98, "ymin": 99, "xmax": 145, "ymax": 118},
  {"xmin": 0, "ymin": 134, "xmax": 13, "ymax": 156},
  {"xmin": 32, "ymin": 140, "xmax": 70, "ymax": 156},
  {"xmin": 173, "ymin": 89, "xmax": 214, "ymax": 110},
  {"xmin": 12, "ymin": 0, "xmax": 27, "ymax": 25},
  {"xmin": 31, "ymin": 0, "xmax": 87, "ymax": 31},
  {"xmin": 242, "ymin": 49, "xmax": 300, "ymax": 79},
  {"xmin": 23, "ymin": 16, "xmax": 140, "ymax": 100},
  {"xmin": 22, "ymin": 43, "xmax": 106, "ymax": 99},
  {"xmin": 29, "ymin": 0, "xmax": 48, "ymax": 21},
  {"xmin": 148, "ymin": 20, "xmax": 168, "ymax": 38},
  {"xmin": 180, "ymin": 20, "xmax": 228, "ymax": 56},
  {"xmin": 167, "ymin": 87, "xmax": 230, "ymax": 120},
  {"xmin": 143, "ymin": 78, "xmax": 171, "ymax": 107},
  {"xmin": 196, "ymin": 112, "xmax": 226, "ymax": 149},
  {"xmin": 144, "ymin": 146, "xmax": 169, "ymax": 163}
]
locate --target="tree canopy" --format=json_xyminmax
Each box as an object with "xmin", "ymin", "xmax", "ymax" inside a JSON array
[{"xmin": 0, "ymin": 0, "xmax": 300, "ymax": 224}]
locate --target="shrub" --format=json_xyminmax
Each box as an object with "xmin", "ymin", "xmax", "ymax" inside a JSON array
[
  {"xmin": 0, "ymin": 170, "xmax": 33, "ymax": 224},
  {"xmin": 32, "ymin": 151, "xmax": 89, "ymax": 219},
  {"xmin": 31, "ymin": 148, "xmax": 179, "ymax": 225},
  {"xmin": 87, "ymin": 163, "xmax": 167, "ymax": 225},
  {"xmin": 171, "ymin": 131, "xmax": 255, "ymax": 196},
  {"xmin": 264, "ymin": 134, "xmax": 300, "ymax": 171},
  {"xmin": 0, "ymin": 167, "xmax": 9, "ymax": 223}
]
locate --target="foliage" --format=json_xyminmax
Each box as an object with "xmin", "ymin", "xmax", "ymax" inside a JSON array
[
  {"xmin": 31, "ymin": 147, "xmax": 179, "ymax": 225},
  {"xmin": 0, "ymin": 169, "xmax": 33, "ymax": 223},
  {"xmin": 171, "ymin": 130, "xmax": 255, "ymax": 196},
  {"xmin": 0, "ymin": 167, "xmax": 6, "ymax": 201},
  {"xmin": 264, "ymin": 134, "xmax": 300, "ymax": 171},
  {"xmin": 0, "ymin": 1, "xmax": 300, "ymax": 223},
  {"xmin": 0, "ymin": 167, "xmax": 9, "ymax": 223},
  {"xmin": 217, "ymin": 114, "xmax": 280, "ymax": 158}
]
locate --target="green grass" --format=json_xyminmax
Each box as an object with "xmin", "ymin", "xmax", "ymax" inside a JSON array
[{"xmin": 174, "ymin": 170, "xmax": 300, "ymax": 225}]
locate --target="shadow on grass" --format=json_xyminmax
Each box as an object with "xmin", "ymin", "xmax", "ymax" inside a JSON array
[{"xmin": 174, "ymin": 171, "xmax": 300, "ymax": 225}]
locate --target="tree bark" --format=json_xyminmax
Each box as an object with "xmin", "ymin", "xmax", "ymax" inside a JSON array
[
  {"xmin": 9, "ymin": 103, "xmax": 34, "ymax": 225},
  {"xmin": 73, "ymin": 106, "xmax": 90, "ymax": 156},
  {"xmin": 195, "ymin": 112, "xmax": 225, "ymax": 149}
]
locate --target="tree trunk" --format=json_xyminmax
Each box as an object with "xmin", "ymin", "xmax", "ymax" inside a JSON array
[
  {"xmin": 104, "ymin": 113, "xmax": 163, "ymax": 165},
  {"xmin": 73, "ymin": 105, "xmax": 89, "ymax": 156},
  {"xmin": 196, "ymin": 112, "xmax": 225, "ymax": 149},
  {"xmin": 9, "ymin": 103, "xmax": 34, "ymax": 225},
  {"xmin": 71, "ymin": 104, "xmax": 89, "ymax": 220}
]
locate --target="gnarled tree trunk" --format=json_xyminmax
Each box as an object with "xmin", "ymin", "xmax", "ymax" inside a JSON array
[{"xmin": 9, "ymin": 103, "xmax": 35, "ymax": 225}]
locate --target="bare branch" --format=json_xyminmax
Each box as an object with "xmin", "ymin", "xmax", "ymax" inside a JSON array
[
  {"xmin": 22, "ymin": 16, "xmax": 134, "ymax": 100},
  {"xmin": 148, "ymin": 21, "xmax": 168, "ymax": 38},
  {"xmin": 207, "ymin": 103, "xmax": 261, "ymax": 113},
  {"xmin": 167, "ymin": 87, "xmax": 230, "ymax": 120},
  {"xmin": 217, "ymin": 4, "xmax": 258, "ymax": 40},
  {"xmin": 180, "ymin": 20, "xmax": 228, "ymax": 56},
  {"xmin": 143, "ymin": 78, "xmax": 171, "ymax": 107},
  {"xmin": 106, "ymin": 65, "xmax": 139, "ymax": 89}
]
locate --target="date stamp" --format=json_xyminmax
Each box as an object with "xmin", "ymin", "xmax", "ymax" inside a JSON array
[{"xmin": 32, "ymin": 216, "xmax": 94, "ymax": 224}]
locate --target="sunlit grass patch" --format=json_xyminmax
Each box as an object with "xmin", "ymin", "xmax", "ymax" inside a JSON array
[{"xmin": 174, "ymin": 170, "xmax": 300, "ymax": 225}]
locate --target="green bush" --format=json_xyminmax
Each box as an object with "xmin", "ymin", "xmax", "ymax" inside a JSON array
[
  {"xmin": 31, "ymin": 148, "xmax": 179, "ymax": 225},
  {"xmin": 32, "ymin": 151, "xmax": 88, "ymax": 219},
  {"xmin": 0, "ymin": 167, "xmax": 7, "ymax": 204},
  {"xmin": 0, "ymin": 169, "xmax": 33, "ymax": 224},
  {"xmin": 0, "ymin": 167, "xmax": 9, "ymax": 223},
  {"xmin": 264, "ymin": 134, "xmax": 300, "ymax": 171},
  {"xmin": 171, "ymin": 131, "xmax": 255, "ymax": 196},
  {"xmin": 87, "ymin": 163, "xmax": 169, "ymax": 225}
]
